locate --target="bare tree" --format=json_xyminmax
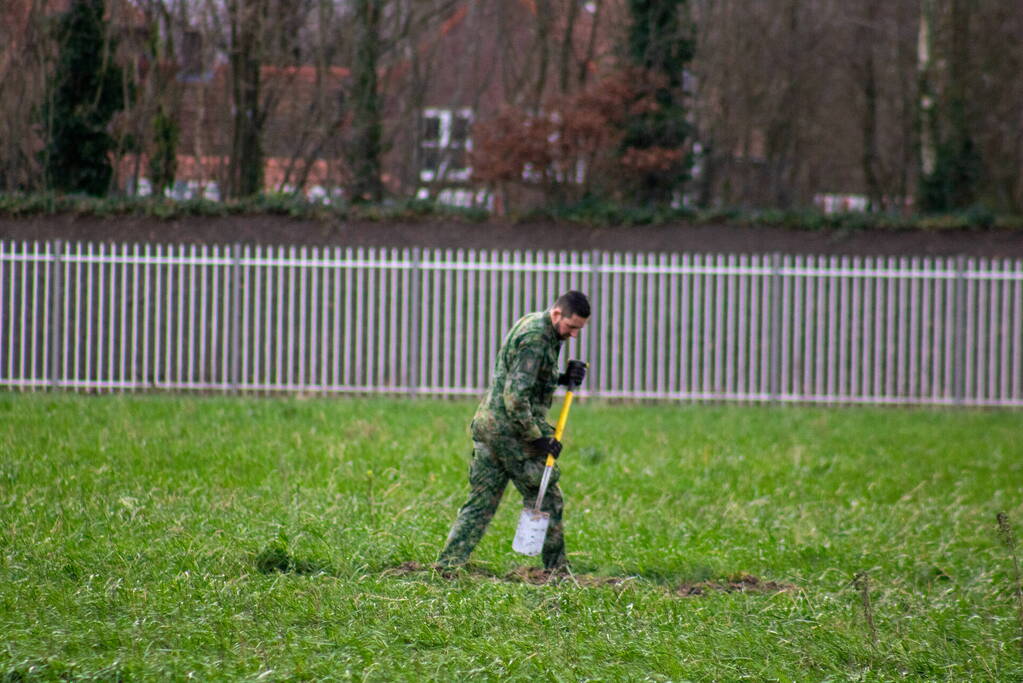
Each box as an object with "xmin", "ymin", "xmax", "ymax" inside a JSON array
[
  {"xmin": 4, "ymin": 0, "xmax": 1019, "ymax": 213},
  {"xmin": 0, "ymin": 0, "xmax": 54, "ymax": 192},
  {"xmin": 972, "ymin": 0, "xmax": 1023, "ymax": 211},
  {"xmin": 348, "ymin": 0, "xmax": 383, "ymax": 201},
  {"xmin": 855, "ymin": 0, "xmax": 883, "ymax": 210},
  {"xmin": 225, "ymin": 0, "xmax": 269, "ymax": 198}
]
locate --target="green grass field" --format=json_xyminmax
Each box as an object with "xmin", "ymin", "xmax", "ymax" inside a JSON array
[{"xmin": 1, "ymin": 393, "xmax": 1021, "ymax": 681}]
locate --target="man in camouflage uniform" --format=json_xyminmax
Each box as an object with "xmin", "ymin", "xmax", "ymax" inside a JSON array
[{"xmin": 437, "ymin": 290, "xmax": 590, "ymax": 571}]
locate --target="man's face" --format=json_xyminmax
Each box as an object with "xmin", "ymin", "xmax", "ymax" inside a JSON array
[{"xmin": 550, "ymin": 308, "xmax": 589, "ymax": 340}]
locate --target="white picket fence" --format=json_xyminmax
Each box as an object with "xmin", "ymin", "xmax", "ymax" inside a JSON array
[{"xmin": 2, "ymin": 240, "xmax": 1022, "ymax": 406}]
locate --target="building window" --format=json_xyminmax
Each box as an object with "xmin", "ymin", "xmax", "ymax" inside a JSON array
[{"xmin": 420, "ymin": 107, "xmax": 472, "ymax": 182}]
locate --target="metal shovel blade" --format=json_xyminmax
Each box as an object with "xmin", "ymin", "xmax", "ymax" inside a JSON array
[
  {"xmin": 512, "ymin": 459, "xmax": 555, "ymax": 556},
  {"xmin": 512, "ymin": 507, "xmax": 550, "ymax": 556},
  {"xmin": 511, "ymin": 379, "xmax": 582, "ymax": 557}
]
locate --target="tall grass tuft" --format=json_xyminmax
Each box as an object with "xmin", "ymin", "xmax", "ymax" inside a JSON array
[
  {"xmin": 853, "ymin": 571, "xmax": 879, "ymax": 649},
  {"xmin": 254, "ymin": 536, "xmax": 331, "ymax": 575},
  {"xmin": 997, "ymin": 512, "xmax": 1023, "ymax": 657}
]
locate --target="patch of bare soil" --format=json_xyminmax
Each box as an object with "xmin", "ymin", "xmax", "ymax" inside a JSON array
[
  {"xmin": 504, "ymin": 565, "xmax": 634, "ymax": 587},
  {"xmin": 676, "ymin": 572, "xmax": 797, "ymax": 597},
  {"xmin": 384, "ymin": 561, "xmax": 633, "ymax": 587},
  {"xmin": 385, "ymin": 562, "xmax": 795, "ymax": 594}
]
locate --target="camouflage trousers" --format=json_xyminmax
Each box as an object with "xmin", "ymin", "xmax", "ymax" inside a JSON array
[{"xmin": 437, "ymin": 435, "xmax": 566, "ymax": 570}]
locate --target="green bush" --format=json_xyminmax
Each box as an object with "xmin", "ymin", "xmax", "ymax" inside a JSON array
[
  {"xmin": 1, "ymin": 192, "xmax": 1021, "ymax": 233},
  {"xmin": 522, "ymin": 197, "xmax": 696, "ymax": 226},
  {"xmin": 0, "ymin": 193, "xmax": 492, "ymax": 223},
  {"xmin": 693, "ymin": 206, "xmax": 742, "ymax": 223},
  {"xmin": 995, "ymin": 214, "xmax": 1023, "ymax": 230},
  {"xmin": 915, "ymin": 207, "xmax": 997, "ymax": 231}
]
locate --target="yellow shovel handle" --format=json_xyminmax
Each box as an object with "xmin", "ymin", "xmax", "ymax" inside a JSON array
[{"xmin": 545, "ymin": 390, "xmax": 575, "ymax": 467}]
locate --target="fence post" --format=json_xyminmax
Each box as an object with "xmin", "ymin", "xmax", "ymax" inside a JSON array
[
  {"xmin": 588, "ymin": 249, "xmax": 601, "ymax": 398},
  {"xmin": 770, "ymin": 252, "xmax": 783, "ymax": 401},
  {"xmin": 954, "ymin": 254, "xmax": 967, "ymax": 405},
  {"xmin": 230, "ymin": 243, "xmax": 242, "ymax": 393},
  {"xmin": 49, "ymin": 240, "xmax": 62, "ymax": 390},
  {"xmin": 408, "ymin": 247, "xmax": 421, "ymax": 396}
]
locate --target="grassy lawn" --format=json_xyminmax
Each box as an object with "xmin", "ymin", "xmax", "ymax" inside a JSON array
[{"xmin": 1, "ymin": 393, "xmax": 1021, "ymax": 681}]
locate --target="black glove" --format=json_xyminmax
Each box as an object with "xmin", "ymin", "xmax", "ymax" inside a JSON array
[
  {"xmin": 530, "ymin": 436, "xmax": 563, "ymax": 459},
  {"xmin": 558, "ymin": 360, "xmax": 587, "ymax": 388}
]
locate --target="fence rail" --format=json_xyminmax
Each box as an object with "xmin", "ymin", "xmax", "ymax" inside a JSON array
[{"xmin": 2, "ymin": 240, "xmax": 1022, "ymax": 407}]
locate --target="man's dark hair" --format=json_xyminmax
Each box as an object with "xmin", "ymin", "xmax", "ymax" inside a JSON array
[{"xmin": 554, "ymin": 290, "xmax": 590, "ymax": 318}]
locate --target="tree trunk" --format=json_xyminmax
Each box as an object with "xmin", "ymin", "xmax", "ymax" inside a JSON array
[
  {"xmin": 859, "ymin": 0, "xmax": 882, "ymax": 211},
  {"xmin": 945, "ymin": 0, "xmax": 978, "ymax": 209},
  {"xmin": 578, "ymin": 0, "xmax": 603, "ymax": 87},
  {"xmin": 558, "ymin": 0, "xmax": 580, "ymax": 94},
  {"xmin": 349, "ymin": 0, "xmax": 383, "ymax": 203},
  {"xmin": 533, "ymin": 0, "xmax": 552, "ymax": 110},
  {"xmin": 227, "ymin": 0, "xmax": 267, "ymax": 199},
  {"xmin": 917, "ymin": 0, "xmax": 936, "ymax": 180},
  {"xmin": 895, "ymin": 0, "xmax": 916, "ymax": 213}
]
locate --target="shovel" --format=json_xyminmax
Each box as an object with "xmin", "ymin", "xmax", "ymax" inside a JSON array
[{"xmin": 512, "ymin": 362, "xmax": 585, "ymax": 556}]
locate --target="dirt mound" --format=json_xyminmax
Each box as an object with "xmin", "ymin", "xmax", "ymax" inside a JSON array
[
  {"xmin": 386, "ymin": 563, "xmax": 796, "ymax": 595},
  {"xmin": 384, "ymin": 561, "xmax": 634, "ymax": 587},
  {"xmin": 676, "ymin": 572, "xmax": 797, "ymax": 596},
  {"xmin": 504, "ymin": 565, "xmax": 634, "ymax": 587}
]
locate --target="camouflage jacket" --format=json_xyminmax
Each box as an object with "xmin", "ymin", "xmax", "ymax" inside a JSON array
[{"xmin": 471, "ymin": 311, "xmax": 562, "ymax": 443}]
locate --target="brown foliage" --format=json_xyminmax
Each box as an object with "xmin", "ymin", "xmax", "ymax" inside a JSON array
[{"xmin": 470, "ymin": 68, "xmax": 679, "ymax": 205}]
